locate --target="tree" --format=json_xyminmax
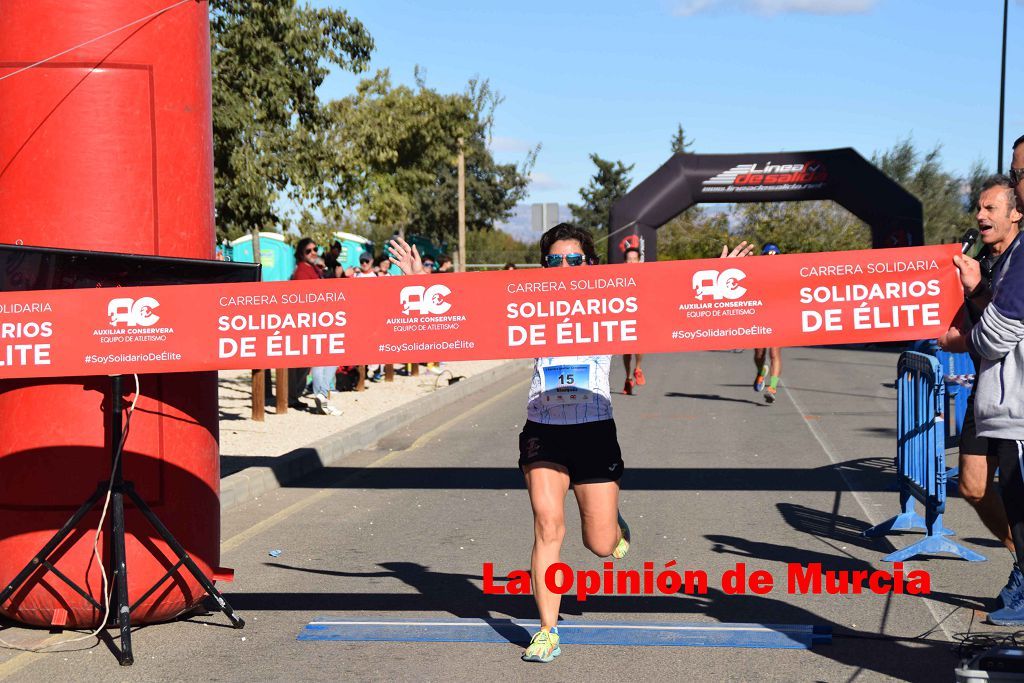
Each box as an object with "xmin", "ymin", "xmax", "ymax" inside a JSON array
[
  {"xmin": 872, "ymin": 138, "xmax": 974, "ymax": 244},
  {"xmin": 569, "ymin": 154, "xmax": 634, "ymax": 238},
  {"xmin": 329, "ymin": 71, "xmax": 535, "ymax": 244},
  {"xmin": 210, "ymin": 1, "xmax": 373, "ymax": 240},
  {"xmin": 466, "ymin": 228, "xmax": 535, "ymax": 266},
  {"xmin": 964, "ymin": 159, "xmax": 990, "ymax": 229},
  {"xmin": 733, "ymin": 201, "xmax": 871, "ymax": 253},
  {"xmin": 656, "ymin": 122, "xmax": 723, "ymax": 260},
  {"xmin": 409, "ymin": 79, "xmax": 536, "ymax": 241},
  {"xmin": 657, "ymin": 210, "xmax": 731, "ymax": 260},
  {"xmin": 670, "ymin": 123, "xmax": 695, "ymax": 154}
]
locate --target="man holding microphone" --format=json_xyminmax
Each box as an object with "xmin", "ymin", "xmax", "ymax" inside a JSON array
[{"xmin": 939, "ymin": 168, "xmax": 1024, "ymax": 624}]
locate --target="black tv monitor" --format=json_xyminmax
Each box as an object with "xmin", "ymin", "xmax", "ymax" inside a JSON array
[{"xmin": 0, "ymin": 243, "xmax": 261, "ymax": 291}]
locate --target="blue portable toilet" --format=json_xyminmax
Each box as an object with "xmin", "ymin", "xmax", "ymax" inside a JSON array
[
  {"xmin": 332, "ymin": 231, "xmax": 375, "ymax": 270},
  {"xmin": 229, "ymin": 232, "xmax": 294, "ymax": 281}
]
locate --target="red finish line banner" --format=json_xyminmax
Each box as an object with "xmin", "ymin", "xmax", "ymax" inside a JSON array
[{"xmin": 0, "ymin": 245, "xmax": 961, "ymax": 379}]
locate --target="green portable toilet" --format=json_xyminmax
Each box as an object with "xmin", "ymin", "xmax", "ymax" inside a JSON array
[{"xmin": 229, "ymin": 232, "xmax": 294, "ymax": 281}]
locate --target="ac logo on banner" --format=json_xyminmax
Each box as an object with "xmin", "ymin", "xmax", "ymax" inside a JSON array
[
  {"xmin": 400, "ymin": 284, "xmax": 452, "ymax": 315},
  {"xmin": 108, "ymin": 297, "xmax": 161, "ymax": 327},
  {"xmin": 692, "ymin": 269, "xmax": 746, "ymax": 301}
]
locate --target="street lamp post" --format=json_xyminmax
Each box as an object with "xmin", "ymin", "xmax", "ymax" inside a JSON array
[{"xmin": 999, "ymin": 0, "xmax": 1008, "ymax": 173}]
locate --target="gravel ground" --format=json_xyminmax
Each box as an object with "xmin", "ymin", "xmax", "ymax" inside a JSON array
[{"xmin": 217, "ymin": 361, "xmax": 509, "ymax": 468}]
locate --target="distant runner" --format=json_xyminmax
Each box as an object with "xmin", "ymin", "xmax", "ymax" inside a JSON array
[
  {"xmin": 621, "ymin": 246, "xmax": 645, "ymax": 395},
  {"xmin": 753, "ymin": 243, "xmax": 783, "ymax": 404}
]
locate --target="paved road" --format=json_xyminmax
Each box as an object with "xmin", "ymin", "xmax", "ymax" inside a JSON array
[{"xmin": 0, "ymin": 347, "xmax": 1009, "ymax": 681}]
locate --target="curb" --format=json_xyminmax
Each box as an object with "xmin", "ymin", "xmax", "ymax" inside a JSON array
[{"xmin": 219, "ymin": 359, "xmax": 531, "ymax": 511}]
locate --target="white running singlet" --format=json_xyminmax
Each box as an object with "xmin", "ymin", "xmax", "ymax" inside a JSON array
[{"xmin": 526, "ymin": 355, "xmax": 613, "ymax": 425}]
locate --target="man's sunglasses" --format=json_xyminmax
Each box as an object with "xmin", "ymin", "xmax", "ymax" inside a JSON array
[
  {"xmin": 359, "ymin": 258, "xmax": 371, "ymax": 264},
  {"xmin": 544, "ymin": 253, "xmax": 585, "ymax": 267},
  {"xmin": 1010, "ymin": 167, "xmax": 1024, "ymax": 186}
]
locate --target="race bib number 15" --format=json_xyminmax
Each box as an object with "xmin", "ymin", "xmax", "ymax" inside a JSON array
[{"xmin": 542, "ymin": 364, "xmax": 592, "ymax": 404}]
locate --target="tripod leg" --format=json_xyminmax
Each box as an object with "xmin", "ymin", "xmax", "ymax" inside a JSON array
[
  {"xmin": 110, "ymin": 485, "xmax": 134, "ymax": 666},
  {"xmin": 125, "ymin": 486, "xmax": 244, "ymax": 629},
  {"xmin": 0, "ymin": 485, "xmax": 106, "ymax": 608}
]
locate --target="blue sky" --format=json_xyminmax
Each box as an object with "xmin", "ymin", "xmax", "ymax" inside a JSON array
[{"xmin": 313, "ymin": 0, "xmax": 1024, "ymax": 213}]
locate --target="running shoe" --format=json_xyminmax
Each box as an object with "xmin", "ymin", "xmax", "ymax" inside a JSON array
[
  {"xmin": 522, "ymin": 628, "xmax": 560, "ymax": 662},
  {"xmin": 634, "ymin": 368, "xmax": 646, "ymax": 386},
  {"xmin": 990, "ymin": 591, "xmax": 1024, "ymax": 626},
  {"xmin": 613, "ymin": 511, "xmax": 630, "ymax": 559},
  {"xmin": 764, "ymin": 386, "xmax": 777, "ymax": 404},
  {"xmin": 753, "ymin": 375, "xmax": 766, "ymax": 392},
  {"xmin": 999, "ymin": 565, "xmax": 1024, "ymax": 606},
  {"xmin": 623, "ymin": 378, "xmax": 634, "ymax": 395}
]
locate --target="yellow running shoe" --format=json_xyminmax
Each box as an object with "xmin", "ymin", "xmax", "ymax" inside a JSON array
[
  {"xmin": 613, "ymin": 512, "xmax": 630, "ymax": 559},
  {"xmin": 522, "ymin": 628, "xmax": 560, "ymax": 662}
]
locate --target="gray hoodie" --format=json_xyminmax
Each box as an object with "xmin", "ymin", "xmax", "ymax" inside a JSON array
[{"xmin": 970, "ymin": 237, "xmax": 1024, "ymax": 439}]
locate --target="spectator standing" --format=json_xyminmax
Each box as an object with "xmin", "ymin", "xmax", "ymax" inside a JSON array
[
  {"xmin": 353, "ymin": 252, "xmax": 378, "ymax": 278},
  {"xmin": 290, "ymin": 237, "xmax": 342, "ymax": 416},
  {"xmin": 324, "ymin": 240, "xmax": 344, "ymax": 278},
  {"xmin": 351, "ymin": 251, "xmax": 382, "ymax": 380},
  {"xmin": 939, "ymin": 172, "xmax": 1024, "ymax": 624},
  {"xmin": 950, "ymin": 176, "xmax": 1022, "ymax": 602},
  {"xmin": 1012, "ymin": 134, "xmax": 1024, "ymax": 208}
]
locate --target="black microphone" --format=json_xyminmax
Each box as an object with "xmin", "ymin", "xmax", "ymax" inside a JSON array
[{"xmin": 960, "ymin": 228, "xmax": 979, "ymax": 253}]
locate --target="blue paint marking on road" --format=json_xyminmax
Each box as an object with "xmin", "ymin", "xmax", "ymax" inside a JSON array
[{"xmin": 298, "ymin": 617, "xmax": 832, "ymax": 649}]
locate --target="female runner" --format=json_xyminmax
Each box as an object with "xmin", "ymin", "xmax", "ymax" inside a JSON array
[{"xmin": 389, "ymin": 224, "xmax": 751, "ymax": 662}]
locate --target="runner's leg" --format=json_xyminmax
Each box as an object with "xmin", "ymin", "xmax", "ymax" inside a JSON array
[
  {"xmin": 753, "ymin": 349, "xmax": 768, "ymax": 392},
  {"xmin": 768, "ymin": 347, "xmax": 782, "ymax": 390},
  {"xmin": 961, "ymin": 452, "xmax": 1014, "ymax": 552},
  {"xmin": 574, "ymin": 481, "xmax": 621, "ymax": 557},
  {"xmin": 524, "ymin": 463, "xmax": 571, "ymax": 630},
  {"xmin": 622, "ymin": 355, "xmax": 635, "ymax": 394}
]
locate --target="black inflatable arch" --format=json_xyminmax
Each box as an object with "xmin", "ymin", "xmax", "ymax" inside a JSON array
[{"xmin": 606, "ymin": 147, "xmax": 922, "ymax": 264}]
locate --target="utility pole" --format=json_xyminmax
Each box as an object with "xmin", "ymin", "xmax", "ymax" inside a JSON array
[
  {"xmin": 999, "ymin": 0, "xmax": 1008, "ymax": 172},
  {"xmin": 250, "ymin": 229, "xmax": 265, "ymax": 422},
  {"xmin": 457, "ymin": 137, "xmax": 466, "ymax": 272}
]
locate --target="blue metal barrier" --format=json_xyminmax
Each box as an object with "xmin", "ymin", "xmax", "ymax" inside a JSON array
[
  {"xmin": 935, "ymin": 348, "xmax": 975, "ymax": 448},
  {"xmin": 910, "ymin": 342, "xmax": 975, "ymax": 485},
  {"xmin": 863, "ymin": 352, "xmax": 985, "ymax": 562}
]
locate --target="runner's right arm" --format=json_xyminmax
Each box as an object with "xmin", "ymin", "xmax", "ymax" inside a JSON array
[{"xmin": 388, "ymin": 237, "xmax": 427, "ymax": 275}]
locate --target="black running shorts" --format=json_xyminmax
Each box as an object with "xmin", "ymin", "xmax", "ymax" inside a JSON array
[
  {"xmin": 960, "ymin": 392, "xmax": 990, "ymax": 458},
  {"xmin": 518, "ymin": 419, "xmax": 624, "ymax": 484}
]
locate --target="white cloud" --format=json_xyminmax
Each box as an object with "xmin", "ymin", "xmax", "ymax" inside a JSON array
[
  {"xmin": 488, "ymin": 136, "xmax": 537, "ymax": 154},
  {"xmin": 529, "ymin": 172, "xmax": 565, "ymax": 191},
  {"xmin": 674, "ymin": 0, "xmax": 877, "ymax": 16}
]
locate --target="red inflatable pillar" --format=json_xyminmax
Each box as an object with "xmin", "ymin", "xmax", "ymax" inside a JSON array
[{"xmin": 0, "ymin": 0, "xmax": 222, "ymax": 626}]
